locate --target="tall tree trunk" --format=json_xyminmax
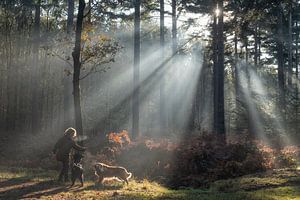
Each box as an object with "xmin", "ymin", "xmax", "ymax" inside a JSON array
[
  {"xmin": 64, "ymin": 0, "xmax": 75, "ymax": 130},
  {"xmin": 258, "ymin": 30, "xmax": 261, "ymax": 65},
  {"xmin": 213, "ymin": 0, "xmax": 226, "ymax": 139},
  {"xmin": 217, "ymin": 0, "xmax": 225, "ymax": 137},
  {"xmin": 170, "ymin": 0, "xmax": 177, "ymax": 130},
  {"xmin": 295, "ymin": 21, "xmax": 299, "ymax": 136},
  {"xmin": 160, "ymin": 0, "xmax": 166, "ymax": 132},
  {"xmin": 168, "ymin": 0, "xmax": 176, "ymax": 129},
  {"xmin": 246, "ymin": 44, "xmax": 254, "ymax": 135},
  {"xmin": 31, "ymin": 0, "xmax": 41, "ymax": 134},
  {"xmin": 0, "ymin": 26, "xmax": 5, "ymax": 130},
  {"xmin": 254, "ymin": 24, "xmax": 258, "ymax": 69},
  {"xmin": 213, "ymin": 13, "xmax": 218, "ymax": 133},
  {"xmin": 288, "ymin": 4, "xmax": 293, "ymax": 86},
  {"xmin": 277, "ymin": 4, "xmax": 285, "ymax": 112},
  {"xmin": 72, "ymin": 0, "xmax": 85, "ymax": 138},
  {"xmin": 234, "ymin": 28, "xmax": 241, "ymax": 134},
  {"xmin": 172, "ymin": 0, "xmax": 177, "ymax": 54},
  {"xmin": 5, "ymin": 16, "xmax": 13, "ymax": 131},
  {"xmin": 87, "ymin": 0, "xmax": 92, "ymax": 24},
  {"xmin": 132, "ymin": 0, "xmax": 140, "ymax": 139},
  {"xmin": 63, "ymin": 72, "xmax": 73, "ymax": 130},
  {"xmin": 67, "ymin": 0, "xmax": 74, "ymax": 34},
  {"xmin": 245, "ymin": 37, "xmax": 249, "ymax": 63},
  {"xmin": 296, "ymin": 21, "xmax": 299, "ymax": 79}
]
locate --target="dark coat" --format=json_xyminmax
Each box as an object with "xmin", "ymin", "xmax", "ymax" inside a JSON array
[{"xmin": 53, "ymin": 135, "xmax": 86, "ymax": 161}]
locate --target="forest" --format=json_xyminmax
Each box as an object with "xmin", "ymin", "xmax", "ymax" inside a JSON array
[{"xmin": 0, "ymin": 0, "xmax": 300, "ymax": 199}]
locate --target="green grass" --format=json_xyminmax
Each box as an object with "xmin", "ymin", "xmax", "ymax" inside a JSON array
[{"xmin": 0, "ymin": 166, "xmax": 300, "ymax": 200}]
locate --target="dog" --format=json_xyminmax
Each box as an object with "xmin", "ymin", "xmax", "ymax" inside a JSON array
[
  {"xmin": 70, "ymin": 153, "xmax": 84, "ymax": 187},
  {"xmin": 94, "ymin": 163, "xmax": 132, "ymax": 185}
]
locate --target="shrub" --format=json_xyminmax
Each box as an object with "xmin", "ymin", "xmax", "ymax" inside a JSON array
[
  {"xmin": 168, "ymin": 134, "xmax": 267, "ymax": 188},
  {"xmin": 84, "ymin": 131, "xmax": 299, "ymax": 188}
]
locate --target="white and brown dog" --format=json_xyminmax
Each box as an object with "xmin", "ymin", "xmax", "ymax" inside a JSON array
[{"xmin": 94, "ymin": 163, "xmax": 132, "ymax": 185}]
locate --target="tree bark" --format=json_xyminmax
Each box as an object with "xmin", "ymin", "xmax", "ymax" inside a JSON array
[
  {"xmin": 31, "ymin": 0, "xmax": 41, "ymax": 134},
  {"xmin": 287, "ymin": 4, "xmax": 293, "ymax": 86},
  {"xmin": 254, "ymin": 24, "xmax": 258, "ymax": 69},
  {"xmin": 172, "ymin": 0, "xmax": 177, "ymax": 55},
  {"xmin": 277, "ymin": 4, "xmax": 285, "ymax": 111},
  {"xmin": 213, "ymin": 14, "xmax": 218, "ymax": 133},
  {"xmin": 234, "ymin": 28, "xmax": 241, "ymax": 133},
  {"xmin": 64, "ymin": 0, "xmax": 75, "ymax": 130},
  {"xmin": 295, "ymin": 21, "xmax": 299, "ymax": 136},
  {"xmin": 67, "ymin": 0, "xmax": 74, "ymax": 34},
  {"xmin": 160, "ymin": 0, "xmax": 167, "ymax": 132},
  {"xmin": 170, "ymin": 0, "xmax": 177, "ymax": 130},
  {"xmin": 213, "ymin": 0, "xmax": 226, "ymax": 139},
  {"xmin": 87, "ymin": 0, "xmax": 92, "ymax": 24},
  {"xmin": 296, "ymin": 21, "xmax": 299, "ymax": 79},
  {"xmin": 72, "ymin": 0, "xmax": 85, "ymax": 137},
  {"xmin": 132, "ymin": 0, "xmax": 140, "ymax": 139}
]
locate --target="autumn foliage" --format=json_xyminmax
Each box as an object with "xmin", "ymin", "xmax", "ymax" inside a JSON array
[
  {"xmin": 108, "ymin": 130, "xmax": 131, "ymax": 147},
  {"xmin": 84, "ymin": 131, "xmax": 300, "ymax": 188}
]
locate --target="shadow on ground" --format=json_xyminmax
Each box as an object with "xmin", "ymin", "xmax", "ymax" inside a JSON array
[
  {"xmin": 0, "ymin": 176, "xmax": 126, "ymax": 200},
  {"xmin": 0, "ymin": 177, "xmax": 67, "ymax": 199}
]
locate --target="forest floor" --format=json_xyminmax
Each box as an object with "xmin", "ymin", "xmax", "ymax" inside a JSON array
[{"xmin": 0, "ymin": 166, "xmax": 300, "ymax": 200}]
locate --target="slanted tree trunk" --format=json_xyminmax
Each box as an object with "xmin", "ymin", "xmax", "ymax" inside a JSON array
[
  {"xmin": 72, "ymin": 0, "xmax": 85, "ymax": 138},
  {"xmin": 132, "ymin": 0, "xmax": 140, "ymax": 139}
]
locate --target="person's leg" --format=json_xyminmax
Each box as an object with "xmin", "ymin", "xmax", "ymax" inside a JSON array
[
  {"xmin": 79, "ymin": 173, "xmax": 84, "ymax": 187},
  {"xmin": 58, "ymin": 161, "xmax": 64, "ymax": 182},
  {"xmin": 63, "ymin": 158, "xmax": 69, "ymax": 182},
  {"xmin": 70, "ymin": 170, "xmax": 76, "ymax": 187}
]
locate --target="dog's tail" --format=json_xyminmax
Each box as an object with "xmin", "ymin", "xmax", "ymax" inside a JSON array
[{"xmin": 126, "ymin": 172, "xmax": 132, "ymax": 180}]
